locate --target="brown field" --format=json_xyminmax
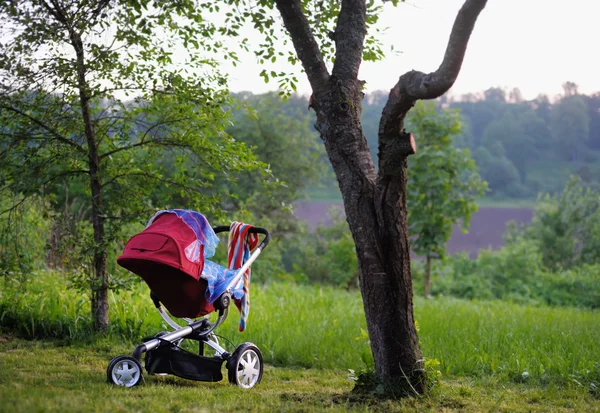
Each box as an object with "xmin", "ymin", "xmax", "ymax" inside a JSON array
[{"xmin": 293, "ymin": 201, "xmax": 533, "ymax": 257}]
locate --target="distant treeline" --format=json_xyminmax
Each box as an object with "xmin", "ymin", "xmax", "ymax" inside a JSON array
[
  {"xmin": 364, "ymin": 83, "xmax": 600, "ymax": 199},
  {"xmin": 248, "ymin": 82, "xmax": 600, "ymax": 200}
]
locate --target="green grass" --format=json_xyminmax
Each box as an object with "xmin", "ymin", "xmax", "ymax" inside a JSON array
[
  {"xmin": 302, "ymin": 186, "xmax": 343, "ymax": 202},
  {"xmin": 475, "ymin": 198, "xmax": 537, "ymax": 208},
  {"xmin": 1, "ymin": 338, "xmax": 599, "ymax": 413},
  {"xmin": 418, "ymin": 298, "xmax": 600, "ymax": 383},
  {"xmin": 1, "ymin": 271, "xmax": 600, "ymax": 412},
  {"xmin": 2, "ymin": 270, "xmax": 599, "ymax": 387}
]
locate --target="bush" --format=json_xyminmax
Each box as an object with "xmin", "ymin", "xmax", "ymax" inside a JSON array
[
  {"xmin": 285, "ymin": 208, "xmax": 358, "ymax": 289},
  {"xmin": 524, "ymin": 176, "xmax": 600, "ymax": 271},
  {"xmin": 536, "ymin": 264, "xmax": 600, "ymax": 309},
  {"xmin": 428, "ymin": 237, "xmax": 600, "ymax": 309}
]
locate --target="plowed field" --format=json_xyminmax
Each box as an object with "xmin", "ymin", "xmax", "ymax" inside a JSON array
[{"xmin": 293, "ymin": 202, "xmax": 533, "ymax": 257}]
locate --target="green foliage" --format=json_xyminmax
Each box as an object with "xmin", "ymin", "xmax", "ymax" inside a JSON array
[
  {"xmin": 523, "ymin": 176, "xmax": 600, "ymax": 271},
  {"xmin": 428, "ymin": 238, "xmax": 544, "ymax": 304},
  {"xmin": 410, "ymin": 177, "xmax": 600, "ymax": 309},
  {"xmin": 0, "ymin": 1, "xmax": 264, "ymax": 327},
  {"xmin": 0, "ymin": 193, "xmax": 50, "ymax": 280},
  {"xmin": 225, "ymin": 92, "xmax": 329, "ymax": 234},
  {"xmin": 418, "ymin": 237, "xmax": 600, "ymax": 309},
  {"xmin": 216, "ymin": 0, "xmax": 400, "ymax": 95},
  {"xmin": 551, "ymin": 93, "xmax": 590, "ymax": 162},
  {"xmin": 406, "ymin": 101, "xmax": 487, "ymax": 259},
  {"xmin": 357, "ymin": 86, "xmax": 600, "ymax": 203},
  {"xmin": 0, "ymin": 0, "xmax": 263, "ymax": 218},
  {"xmin": 287, "ymin": 208, "xmax": 358, "ymax": 289}
]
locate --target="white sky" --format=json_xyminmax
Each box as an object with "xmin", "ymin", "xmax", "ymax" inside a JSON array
[{"xmin": 224, "ymin": 0, "xmax": 600, "ymax": 100}]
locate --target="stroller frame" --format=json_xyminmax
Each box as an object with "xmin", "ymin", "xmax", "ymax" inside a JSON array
[{"xmin": 107, "ymin": 224, "xmax": 270, "ymax": 389}]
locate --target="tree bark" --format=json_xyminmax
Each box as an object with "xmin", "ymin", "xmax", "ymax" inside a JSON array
[
  {"xmin": 274, "ymin": 0, "xmax": 488, "ymax": 394},
  {"xmin": 311, "ymin": 77, "xmax": 425, "ymax": 392},
  {"xmin": 71, "ymin": 29, "xmax": 109, "ymax": 331}
]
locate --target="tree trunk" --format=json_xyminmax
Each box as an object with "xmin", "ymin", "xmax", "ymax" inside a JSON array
[
  {"xmin": 274, "ymin": 0, "xmax": 488, "ymax": 395},
  {"xmin": 424, "ymin": 255, "xmax": 432, "ymax": 299},
  {"xmin": 71, "ymin": 31, "xmax": 109, "ymax": 331},
  {"xmin": 314, "ymin": 79, "xmax": 425, "ymax": 392}
]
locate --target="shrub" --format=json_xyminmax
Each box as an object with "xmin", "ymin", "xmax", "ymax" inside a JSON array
[
  {"xmin": 524, "ymin": 176, "xmax": 600, "ymax": 271},
  {"xmin": 285, "ymin": 208, "xmax": 358, "ymax": 289},
  {"xmin": 429, "ymin": 238, "xmax": 600, "ymax": 309}
]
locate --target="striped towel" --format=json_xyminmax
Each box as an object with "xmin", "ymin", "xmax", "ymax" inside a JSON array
[{"xmin": 228, "ymin": 222, "xmax": 259, "ymax": 332}]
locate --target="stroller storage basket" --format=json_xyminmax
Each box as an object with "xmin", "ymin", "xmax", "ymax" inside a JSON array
[{"xmin": 145, "ymin": 342, "xmax": 223, "ymax": 382}]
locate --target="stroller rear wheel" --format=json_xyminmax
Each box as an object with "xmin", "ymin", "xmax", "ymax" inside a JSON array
[
  {"xmin": 227, "ymin": 343, "xmax": 263, "ymax": 389},
  {"xmin": 107, "ymin": 355, "xmax": 143, "ymax": 387}
]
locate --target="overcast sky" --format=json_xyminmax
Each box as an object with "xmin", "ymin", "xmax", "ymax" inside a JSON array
[{"xmin": 224, "ymin": 0, "xmax": 599, "ymax": 100}]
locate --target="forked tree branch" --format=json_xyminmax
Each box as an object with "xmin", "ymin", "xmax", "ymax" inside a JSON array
[
  {"xmin": 274, "ymin": 0, "xmax": 330, "ymax": 96},
  {"xmin": 380, "ymin": 0, "xmax": 488, "ymax": 139},
  {"xmin": 331, "ymin": 0, "xmax": 366, "ymax": 82},
  {"xmin": 403, "ymin": 0, "xmax": 488, "ymax": 99}
]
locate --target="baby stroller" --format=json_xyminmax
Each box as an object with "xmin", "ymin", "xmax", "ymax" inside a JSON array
[{"xmin": 106, "ymin": 209, "xmax": 270, "ymax": 389}]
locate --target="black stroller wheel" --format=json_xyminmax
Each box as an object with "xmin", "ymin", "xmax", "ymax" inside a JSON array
[
  {"xmin": 107, "ymin": 355, "xmax": 143, "ymax": 387},
  {"xmin": 227, "ymin": 343, "xmax": 263, "ymax": 389}
]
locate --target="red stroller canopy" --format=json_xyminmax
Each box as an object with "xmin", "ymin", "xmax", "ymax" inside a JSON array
[{"xmin": 117, "ymin": 212, "xmax": 214, "ymax": 318}]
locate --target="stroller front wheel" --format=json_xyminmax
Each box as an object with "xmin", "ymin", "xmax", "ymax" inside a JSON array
[
  {"xmin": 227, "ymin": 343, "xmax": 263, "ymax": 389},
  {"xmin": 107, "ymin": 355, "xmax": 143, "ymax": 387}
]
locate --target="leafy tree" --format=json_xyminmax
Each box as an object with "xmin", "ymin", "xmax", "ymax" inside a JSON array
[
  {"xmin": 551, "ymin": 87, "xmax": 590, "ymax": 162},
  {"xmin": 406, "ymin": 101, "xmax": 486, "ymax": 298},
  {"xmin": 222, "ymin": 0, "xmax": 489, "ymax": 392},
  {"xmin": 0, "ymin": 193, "xmax": 50, "ymax": 280},
  {"xmin": 289, "ymin": 208, "xmax": 359, "ymax": 289},
  {"xmin": 583, "ymin": 93, "xmax": 600, "ymax": 150},
  {"xmin": 483, "ymin": 156, "xmax": 522, "ymax": 196},
  {"xmin": 483, "ymin": 87, "xmax": 506, "ymax": 104},
  {"xmin": 451, "ymin": 100, "xmax": 496, "ymax": 148},
  {"xmin": 0, "ymin": 1, "xmax": 260, "ymax": 330},
  {"xmin": 482, "ymin": 112, "xmax": 536, "ymax": 183},
  {"xmin": 524, "ymin": 176, "xmax": 600, "ymax": 271},
  {"xmin": 226, "ymin": 92, "xmax": 328, "ymax": 234}
]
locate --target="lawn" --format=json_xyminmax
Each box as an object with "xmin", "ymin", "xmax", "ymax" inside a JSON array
[
  {"xmin": 1, "ymin": 338, "xmax": 598, "ymax": 412},
  {"xmin": 1, "ymin": 272, "xmax": 599, "ymax": 412}
]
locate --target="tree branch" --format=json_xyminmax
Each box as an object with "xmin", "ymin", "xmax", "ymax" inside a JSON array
[
  {"xmin": 274, "ymin": 0, "xmax": 330, "ymax": 96},
  {"xmin": 398, "ymin": 0, "xmax": 487, "ymax": 100},
  {"xmin": 331, "ymin": 0, "xmax": 366, "ymax": 82},
  {"xmin": 379, "ymin": 0, "xmax": 487, "ymax": 140},
  {"xmin": 99, "ymin": 117, "xmax": 190, "ymax": 160},
  {"xmin": 0, "ymin": 105, "xmax": 88, "ymax": 156},
  {"xmin": 89, "ymin": 0, "xmax": 111, "ymax": 22},
  {"xmin": 41, "ymin": 0, "xmax": 69, "ymax": 27}
]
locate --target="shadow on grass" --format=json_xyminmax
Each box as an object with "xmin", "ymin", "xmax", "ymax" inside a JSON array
[{"xmin": 280, "ymin": 390, "xmax": 431, "ymax": 412}]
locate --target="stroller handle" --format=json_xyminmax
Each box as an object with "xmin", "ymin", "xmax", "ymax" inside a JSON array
[{"xmin": 212, "ymin": 225, "xmax": 271, "ymax": 250}]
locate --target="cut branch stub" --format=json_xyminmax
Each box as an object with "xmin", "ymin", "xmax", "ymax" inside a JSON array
[{"xmin": 379, "ymin": 132, "xmax": 416, "ymax": 176}]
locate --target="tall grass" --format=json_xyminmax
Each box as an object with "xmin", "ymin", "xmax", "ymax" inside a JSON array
[
  {"xmin": 417, "ymin": 298, "xmax": 599, "ymax": 384},
  {"xmin": 1, "ymin": 270, "xmax": 598, "ymax": 386}
]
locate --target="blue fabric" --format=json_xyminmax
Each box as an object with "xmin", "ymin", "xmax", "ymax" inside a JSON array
[
  {"xmin": 201, "ymin": 260, "xmax": 244, "ymax": 304},
  {"xmin": 147, "ymin": 209, "xmax": 219, "ymax": 258}
]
